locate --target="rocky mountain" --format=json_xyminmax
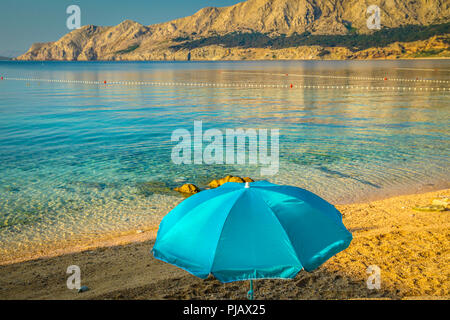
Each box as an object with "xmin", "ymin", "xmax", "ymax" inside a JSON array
[{"xmin": 16, "ymin": 0, "xmax": 450, "ymax": 61}]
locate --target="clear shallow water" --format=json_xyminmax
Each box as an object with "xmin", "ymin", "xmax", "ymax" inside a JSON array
[{"xmin": 0, "ymin": 60, "xmax": 449, "ymax": 257}]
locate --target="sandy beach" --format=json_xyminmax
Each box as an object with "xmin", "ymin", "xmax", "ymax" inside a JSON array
[{"xmin": 0, "ymin": 188, "xmax": 448, "ymax": 300}]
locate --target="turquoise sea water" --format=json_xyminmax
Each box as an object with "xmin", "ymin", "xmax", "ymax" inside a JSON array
[{"xmin": 0, "ymin": 60, "xmax": 449, "ymax": 257}]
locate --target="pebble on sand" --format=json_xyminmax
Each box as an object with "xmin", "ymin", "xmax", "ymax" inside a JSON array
[{"xmin": 78, "ymin": 286, "xmax": 89, "ymax": 293}]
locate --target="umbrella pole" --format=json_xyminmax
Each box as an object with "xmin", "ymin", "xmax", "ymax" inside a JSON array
[{"xmin": 247, "ymin": 280, "xmax": 254, "ymax": 300}]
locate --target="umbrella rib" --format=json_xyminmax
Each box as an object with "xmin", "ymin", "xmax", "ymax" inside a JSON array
[
  {"xmin": 256, "ymin": 186, "xmax": 345, "ymax": 227},
  {"xmin": 252, "ymin": 190, "xmax": 303, "ymax": 269},
  {"xmin": 208, "ymin": 189, "xmax": 247, "ymax": 275},
  {"xmin": 158, "ymin": 188, "xmax": 242, "ymax": 243}
]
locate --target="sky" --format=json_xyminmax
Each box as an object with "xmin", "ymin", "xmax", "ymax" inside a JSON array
[{"xmin": 0, "ymin": 0, "xmax": 243, "ymax": 57}]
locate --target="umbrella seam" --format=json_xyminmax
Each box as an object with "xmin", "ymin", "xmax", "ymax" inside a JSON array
[
  {"xmin": 153, "ymin": 248, "xmax": 209, "ymax": 279},
  {"xmin": 208, "ymin": 189, "xmax": 247, "ymax": 275},
  {"xmin": 255, "ymin": 189, "xmax": 352, "ymax": 271},
  {"xmin": 157, "ymin": 188, "xmax": 242, "ymax": 243},
  {"xmin": 257, "ymin": 186, "xmax": 345, "ymax": 227},
  {"xmin": 252, "ymin": 189, "xmax": 304, "ymax": 269}
]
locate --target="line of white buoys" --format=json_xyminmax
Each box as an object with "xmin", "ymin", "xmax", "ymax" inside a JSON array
[
  {"xmin": 1, "ymin": 77, "xmax": 449, "ymax": 92},
  {"xmin": 219, "ymin": 71, "xmax": 450, "ymax": 84},
  {"xmin": 395, "ymin": 67, "xmax": 450, "ymax": 72}
]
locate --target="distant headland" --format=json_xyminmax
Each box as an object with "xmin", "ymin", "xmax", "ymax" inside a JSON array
[{"xmin": 15, "ymin": 0, "xmax": 450, "ymax": 61}]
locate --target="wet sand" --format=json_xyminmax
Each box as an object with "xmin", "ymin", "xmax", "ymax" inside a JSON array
[{"xmin": 0, "ymin": 189, "xmax": 448, "ymax": 300}]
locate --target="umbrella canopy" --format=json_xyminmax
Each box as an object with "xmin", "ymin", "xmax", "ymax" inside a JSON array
[{"xmin": 152, "ymin": 181, "xmax": 352, "ymax": 283}]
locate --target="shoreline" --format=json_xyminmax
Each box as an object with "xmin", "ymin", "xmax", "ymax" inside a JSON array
[
  {"xmin": 6, "ymin": 57, "xmax": 450, "ymax": 62},
  {"xmin": 0, "ymin": 187, "xmax": 448, "ymax": 300},
  {"xmin": 0, "ymin": 185, "xmax": 448, "ymax": 267}
]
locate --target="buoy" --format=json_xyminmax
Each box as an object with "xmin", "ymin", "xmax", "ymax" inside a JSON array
[
  {"xmin": 78, "ymin": 286, "xmax": 89, "ymax": 293},
  {"xmin": 290, "ymin": 83, "xmax": 293, "ymax": 88},
  {"xmin": 0, "ymin": 76, "xmax": 3, "ymax": 80},
  {"xmin": 384, "ymin": 77, "xmax": 388, "ymax": 81},
  {"xmin": 104, "ymin": 80, "xmax": 107, "ymax": 84}
]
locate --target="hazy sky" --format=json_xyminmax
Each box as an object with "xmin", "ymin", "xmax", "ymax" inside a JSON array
[{"xmin": 0, "ymin": 0, "xmax": 243, "ymax": 57}]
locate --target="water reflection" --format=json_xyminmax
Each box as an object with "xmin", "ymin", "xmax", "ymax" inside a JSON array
[{"xmin": 0, "ymin": 60, "xmax": 448, "ymax": 255}]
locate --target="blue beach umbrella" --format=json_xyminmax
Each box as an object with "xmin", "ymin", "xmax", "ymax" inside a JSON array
[{"xmin": 152, "ymin": 181, "xmax": 352, "ymax": 299}]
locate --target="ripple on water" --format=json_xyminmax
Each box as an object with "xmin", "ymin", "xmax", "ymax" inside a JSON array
[{"xmin": 0, "ymin": 60, "xmax": 449, "ymax": 261}]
